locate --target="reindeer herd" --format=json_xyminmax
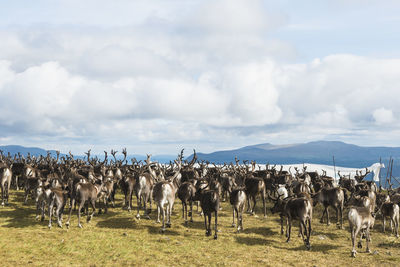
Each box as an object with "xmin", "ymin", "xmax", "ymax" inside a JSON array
[{"xmin": 0, "ymin": 149, "xmax": 399, "ymax": 257}]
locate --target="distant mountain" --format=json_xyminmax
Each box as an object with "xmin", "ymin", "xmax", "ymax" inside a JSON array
[
  {"xmin": 188, "ymin": 141, "xmax": 400, "ymax": 186},
  {"xmin": 0, "ymin": 145, "xmax": 177, "ymax": 163},
  {"xmin": 0, "ymin": 145, "xmax": 60, "ymax": 158},
  {"xmin": 190, "ymin": 141, "xmax": 400, "ymax": 168}
]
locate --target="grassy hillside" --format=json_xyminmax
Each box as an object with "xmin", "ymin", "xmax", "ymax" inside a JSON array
[{"xmin": 0, "ymin": 191, "xmax": 399, "ymax": 266}]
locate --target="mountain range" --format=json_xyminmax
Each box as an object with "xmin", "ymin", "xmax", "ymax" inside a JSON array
[{"xmin": 190, "ymin": 141, "xmax": 399, "ymax": 168}]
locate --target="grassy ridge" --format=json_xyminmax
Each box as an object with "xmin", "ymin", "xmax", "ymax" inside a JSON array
[{"xmin": 0, "ymin": 191, "xmax": 399, "ymax": 266}]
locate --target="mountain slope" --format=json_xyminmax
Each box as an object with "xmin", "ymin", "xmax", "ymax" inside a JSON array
[{"xmin": 191, "ymin": 141, "xmax": 399, "ymax": 168}]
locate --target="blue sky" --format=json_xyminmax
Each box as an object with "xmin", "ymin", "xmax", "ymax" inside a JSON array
[{"xmin": 0, "ymin": 0, "xmax": 399, "ymax": 154}]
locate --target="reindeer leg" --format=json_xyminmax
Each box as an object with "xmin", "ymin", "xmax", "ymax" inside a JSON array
[
  {"xmin": 286, "ymin": 219, "xmax": 292, "ymax": 242},
  {"xmin": 232, "ymin": 207, "xmax": 236, "ymax": 227},
  {"xmin": 1, "ymin": 184, "xmax": 4, "ymax": 206},
  {"xmin": 320, "ymin": 207, "xmax": 326, "ymax": 224},
  {"xmin": 48, "ymin": 200, "xmax": 53, "ymax": 228},
  {"xmin": 65, "ymin": 198, "xmax": 74, "ymax": 228},
  {"xmin": 78, "ymin": 201, "xmax": 84, "ymax": 228},
  {"xmin": 204, "ymin": 212, "xmax": 208, "ymax": 235},
  {"xmin": 366, "ymin": 228, "xmax": 371, "ymax": 253},
  {"xmin": 207, "ymin": 214, "xmax": 212, "ymax": 236},
  {"xmin": 136, "ymin": 193, "xmax": 141, "ymax": 219},
  {"xmin": 161, "ymin": 205, "xmax": 166, "ymax": 233},
  {"xmin": 252, "ymin": 196, "xmax": 256, "ymax": 215},
  {"xmin": 383, "ymin": 216, "xmax": 386, "ymax": 232},
  {"xmin": 88, "ymin": 199, "xmax": 96, "ymax": 223},
  {"xmin": 326, "ymin": 206, "xmax": 330, "ymax": 226},
  {"xmin": 214, "ymin": 211, "xmax": 218, "ymax": 239},
  {"xmin": 189, "ymin": 200, "xmax": 193, "ymax": 223},
  {"xmin": 181, "ymin": 201, "xmax": 185, "ymax": 219},
  {"xmin": 156, "ymin": 205, "xmax": 160, "ymax": 223},
  {"xmin": 351, "ymin": 226, "xmax": 357, "ymax": 257},
  {"xmin": 166, "ymin": 204, "xmax": 172, "ymax": 228}
]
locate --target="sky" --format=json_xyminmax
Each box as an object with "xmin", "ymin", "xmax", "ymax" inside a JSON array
[{"xmin": 0, "ymin": 0, "xmax": 400, "ymax": 155}]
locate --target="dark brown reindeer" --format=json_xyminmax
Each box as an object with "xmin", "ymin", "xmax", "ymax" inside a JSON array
[
  {"xmin": 270, "ymin": 194, "xmax": 312, "ymax": 250},
  {"xmin": 376, "ymin": 201, "xmax": 399, "ymax": 237},
  {"xmin": 177, "ymin": 180, "xmax": 196, "ymax": 225},
  {"xmin": 195, "ymin": 179, "xmax": 220, "ymax": 239},
  {"xmin": 244, "ymin": 174, "xmax": 266, "ymax": 217},
  {"xmin": 312, "ymin": 187, "xmax": 346, "ymax": 229}
]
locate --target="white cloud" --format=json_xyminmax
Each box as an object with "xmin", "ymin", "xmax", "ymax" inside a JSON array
[
  {"xmin": 373, "ymin": 108, "xmax": 394, "ymax": 125},
  {"xmin": 0, "ymin": 1, "xmax": 399, "ymax": 154}
]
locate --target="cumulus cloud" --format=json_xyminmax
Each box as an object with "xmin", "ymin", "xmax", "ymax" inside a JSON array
[
  {"xmin": 373, "ymin": 108, "xmax": 394, "ymax": 125},
  {"xmin": 0, "ymin": 1, "xmax": 399, "ymax": 154}
]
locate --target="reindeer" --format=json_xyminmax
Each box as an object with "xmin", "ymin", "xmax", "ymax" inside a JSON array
[
  {"xmin": 47, "ymin": 187, "xmax": 68, "ymax": 228},
  {"xmin": 195, "ymin": 179, "xmax": 220, "ymax": 239},
  {"xmin": 65, "ymin": 181, "xmax": 104, "ymax": 228},
  {"xmin": 152, "ymin": 160, "xmax": 181, "ymax": 232},
  {"xmin": 134, "ymin": 156, "xmax": 156, "ymax": 219},
  {"xmin": 270, "ymin": 194, "xmax": 312, "ymax": 250},
  {"xmin": 0, "ymin": 164, "xmax": 12, "ymax": 206},
  {"xmin": 230, "ymin": 187, "xmax": 246, "ymax": 232},
  {"xmin": 177, "ymin": 181, "xmax": 196, "ymax": 225},
  {"xmin": 348, "ymin": 207, "xmax": 375, "ymax": 257},
  {"xmin": 377, "ymin": 202, "xmax": 399, "ymax": 237},
  {"xmin": 312, "ymin": 187, "xmax": 346, "ymax": 229}
]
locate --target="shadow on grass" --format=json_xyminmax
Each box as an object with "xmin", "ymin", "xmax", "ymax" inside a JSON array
[
  {"xmin": 243, "ymin": 226, "xmax": 277, "ymax": 236},
  {"xmin": 286, "ymin": 243, "xmax": 340, "ymax": 252},
  {"xmin": 0, "ymin": 204, "xmax": 38, "ymax": 228},
  {"xmin": 96, "ymin": 216, "xmax": 136, "ymax": 229},
  {"xmin": 235, "ymin": 236, "xmax": 273, "ymax": 246},
  {"xmin": 181, "ymin": 220, "xmax": 204, "ymax": 230},
  {"xmin": 377, "ymin": 242, "xmax": 400, "ymax": 248},
  {"xmin": 145, "ymin": 224, "xmax": 180, "ymax": 236},
  {"xmin": 311, "ymin": 230, "xmax": 340, "ymax": 239}
]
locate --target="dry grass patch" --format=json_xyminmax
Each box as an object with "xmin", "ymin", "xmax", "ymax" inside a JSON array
[{"xmin": 0, "ymin": 191, "xmax": 399, "ymax": 266}]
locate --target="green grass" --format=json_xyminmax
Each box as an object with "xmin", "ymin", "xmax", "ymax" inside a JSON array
[{"xmin": 0, "ymin": 190, "xmax": 399, "ymax": 266}]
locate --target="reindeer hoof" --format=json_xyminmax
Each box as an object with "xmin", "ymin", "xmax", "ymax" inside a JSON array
[
  {"xmin": 160, "ymin": 228, "xmax": 165, "ymax": 233},
  {"xmin": 351, "ymin": 251, "xmax": 356, "ymax": 258},
  {"xmin": 357, "ymin": 242, "xmax": 362, "ymax": 249},
  {"xmin": 58, "ymin": 223, "xmax": 63, "ymax": 228},
  {"xmin": 366, "ymin": 248, "xmax": 371, "ymax": 254},
  {"xmin": 232, "ymin": 223, "xmax": 236, "ymax": 228},
  {"xmin": 48, "ymin": 224, "xmax": 52, "ymax": 229},
  {"xmin": 65, "ymin": 222, "xmax": 70, "ymax": 229},
  {"xmin": 206, "ymin": 230, "xmax": 211, "ymax": 236},
  {"xmin": 319, "ymin": 220, "xmax": 324, "ymax": 224},
  {"xmin": 190, "ymin": 219, "xmax": 193, "ymax": 223},
  {"xmin": 214, "ymin": 234, "xmax": 218, "ymax": 240},
  {"xmin": 136, "ymin": 214, "xmax": 140, "ymax": 219},
  {"xmin": 78, "ymin": 224, "xmax": 83, "ymax": 228},
  {"xmin": 166, "ymin": 223, "xmax": 171, "ymax": 228}
]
